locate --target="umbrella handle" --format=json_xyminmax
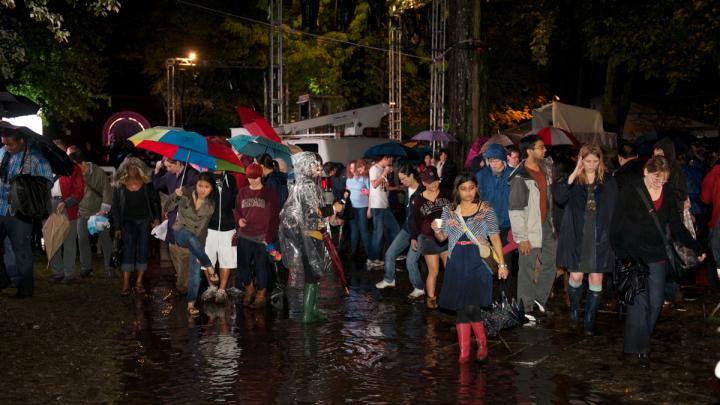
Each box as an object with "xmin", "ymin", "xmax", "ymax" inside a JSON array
[{"xmin": 179, "ymin": 149, "xmax": 190, "ymax": 186}]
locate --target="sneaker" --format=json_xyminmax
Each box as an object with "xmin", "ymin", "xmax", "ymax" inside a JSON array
[
  {"xmin": 408, "ymin": 288, "xmax": 425, "ymax": 299},
  {"xmin": 396, "ymin": 255, "xmax": 407, "ymax": 261},
  {"xmin": 371, "ymin": 260, "xmax": 385, "ymax": 269},
  {"xmin": 366, "ymin": 259, "xmax": 375, "ymax": 269},
  {"xmin": 375, "ymin": 279, "xmax": 396, "ymax": 289},
  {"xmin": 201, "ymin": 285, "xmax": 218, "ymax": 302},
  {"xmin": 226, "ymin": 287, "xmax": 243, "ymax": 298},
  {"xmin": 215, "ymin": 288, "xmax": 228, "ymax": 304}
]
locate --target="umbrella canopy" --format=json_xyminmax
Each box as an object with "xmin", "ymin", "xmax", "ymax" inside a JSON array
[
  {"xmin": 0, "ymin": 121, "xmax": 75, "ymax": 176},
  {"xmin": 43, "ymin": 212, "xmax": 70, "ymax": 262},
  {"xmin": 411, "ymin": 130, "xmax": 457, "ymax": 143},
  {"xmin": 363, "ymin": 142, "xmax": 419, "ymax": 160},
  {"xmin": 228, "ymin": 135, "xmax": 293, "ymax": 169},
  {"xmin": 479, "ymin": 134, "xmax": 514, "ymax": 154},
  {"xmin": 464, "ymin": 136, "xmax": 491, "ymax": 168},
  {"xmin": 525, "ymin": 127, "xmax": 580, "ymax": 147},
  {"xmin": 480, "ymin": 292, "xmax": 527, "ymax": 338},
  {"xmin": 0, "ymin": 92, "xmax": 40, "ymax": 118},
  {"xmin": 236, "ymin": 106, "xmax": 282, "ymax": 143},
  {"xmin": 129, "ymin": 127, "xmax": 244, "ymax": 172}
]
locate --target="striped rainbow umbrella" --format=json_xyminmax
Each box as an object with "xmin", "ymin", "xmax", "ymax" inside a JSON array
[{"xmin": 129, "ymin": 127, "xmax": 244, "ymax": 173}]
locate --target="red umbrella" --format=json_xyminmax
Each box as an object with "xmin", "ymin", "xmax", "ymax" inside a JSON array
[
  {"xmin": 235, "ymin": 106, "xmax": 282, "ymax": 143},
  {"xmin": 323, "ymin": 232, "xmax": 349, "ymax": 295},
  {"xmin": 525, "ymin": 127, "xmax": 580, "ymax": 147}
]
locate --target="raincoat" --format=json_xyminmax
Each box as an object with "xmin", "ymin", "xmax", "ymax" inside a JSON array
[{"xmin": 278, "ymin": 152, "xmax": 332, "ymax": 280}]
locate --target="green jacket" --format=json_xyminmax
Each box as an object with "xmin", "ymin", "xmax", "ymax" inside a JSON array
[{"xmin": 78, "ymin": 163, "xmax": 112, "ymax": 218}]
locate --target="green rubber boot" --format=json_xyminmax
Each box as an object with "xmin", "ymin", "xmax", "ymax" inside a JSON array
[{"xmin": 302, "ymin": 283, "xmax": 327, "ymax": 323}]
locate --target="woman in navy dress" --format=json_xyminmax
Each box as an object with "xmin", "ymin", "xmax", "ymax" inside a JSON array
[{"xmin": 433, "ymin": 172, "xmax": 509, "ymax": 364}]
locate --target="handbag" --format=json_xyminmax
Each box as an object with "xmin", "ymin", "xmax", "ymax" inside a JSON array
[
  {"xmin": 634, "ymin": 186, "xmax": 699, "ymax": 278},
  {"xmin": 454, "ymin": 205, "xmax": 499, "ymax": 274},
  {"xmin": 109, "ymin": 237, "xmax": 123, "ymax": 269},
  {"xmin": 613, "ymin": 255, "xmax": 649, "ymax": 305}
]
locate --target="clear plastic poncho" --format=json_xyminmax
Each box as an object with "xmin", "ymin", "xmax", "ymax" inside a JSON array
[{"xmin": 278, "ymin": 152, "xmax": 332, "ymax": 284}]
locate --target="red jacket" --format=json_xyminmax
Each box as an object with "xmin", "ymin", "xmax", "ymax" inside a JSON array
[
  {"xmin": 59, "ymin": 164, "xmax": 85, "ymax": 221},
  {"xmin": 700, "ymin": 164, "xmax": 720, "ymax": 228}
]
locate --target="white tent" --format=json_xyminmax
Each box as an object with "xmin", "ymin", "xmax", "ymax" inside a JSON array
[{"xmin": 532, "ymin": 101, "xmax": 616, "ymax": 148}]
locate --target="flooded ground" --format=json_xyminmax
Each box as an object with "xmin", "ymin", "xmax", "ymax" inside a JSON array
[{"xmin": 2, "ymin": 256, "xmax": 719, "ymax": 404}]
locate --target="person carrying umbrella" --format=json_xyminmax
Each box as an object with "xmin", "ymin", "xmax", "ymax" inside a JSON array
[
  {"xmin": 0, "ymin": 127, "xmax": 54, "ymax": 298},
  {"xmin": 278, "ymin": 152, "xmax": 346, "ymax": 322},
  {"xmin": 432, "ymin": 172, "xmax": 509, "ymax": 363}
]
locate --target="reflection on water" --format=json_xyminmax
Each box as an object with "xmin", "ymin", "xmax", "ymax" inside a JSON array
[{"xmin": 113, "ymin": 269, "xmax": 635, "ymax": 404}]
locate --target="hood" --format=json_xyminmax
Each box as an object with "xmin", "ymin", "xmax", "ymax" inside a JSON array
[
  {"xmin": 654, "ymin": 138, "xmax": 676, "ymax": 163},
  {"xmin": 291, "ymin": 151, "xmax": 323, "ymax": 180},
  {"xmin": 484, "ymin": 144, "xmax": 507, "ymax": 162}
]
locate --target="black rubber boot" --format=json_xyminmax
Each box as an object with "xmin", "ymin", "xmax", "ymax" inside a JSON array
[
  {"xmin": 568, "ymin": 284, "xmax": 583, "ymax": 329},
  {"xmin": 584, "ymin": 290, "xmax": 602, "ymax": 336}
]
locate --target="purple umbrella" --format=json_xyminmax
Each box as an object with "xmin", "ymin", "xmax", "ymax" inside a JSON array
[{"xmin": 411, "ymin": 130, "xmax": 457, "ymax": 143}]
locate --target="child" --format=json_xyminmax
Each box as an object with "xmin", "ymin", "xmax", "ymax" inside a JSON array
[
  {"xmin": 433, "ymin": 172, "xmax": 509, "ymax": 363},
  {"xmin": 165, "ymin": 172, "xmax": 216, "ymax": 317}
]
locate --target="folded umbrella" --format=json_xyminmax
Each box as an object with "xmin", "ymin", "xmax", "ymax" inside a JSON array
[
  {"xmin": 524, "ymin": 127, "xmax": 579, "ymax": 147},
  {"xmin": 323, "ymin": 232, "xmax": 349, "ymax": 295},
  {"xmin": 129, "ymin": 127, "xmax": 245, "ymax": 174},
  {"xmin": 0, "ymin": 121, "xmax": 75, "ymax": 176},
  {"xmin": 480, "ymin": 292, "xmax": 527, "ymax": 338},
  {"xmin": 43, "ymin": 212, "xmax": 70, "ymax": 262}
]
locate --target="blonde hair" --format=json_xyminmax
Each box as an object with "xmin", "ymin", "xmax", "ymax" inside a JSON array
[
  {"xmin": 576, "ymin": 144, "xmax": 607, "ymax": 185},
  {"xmin": 113, "ymin": 156, "xmax": 151, "ymax": 187}
]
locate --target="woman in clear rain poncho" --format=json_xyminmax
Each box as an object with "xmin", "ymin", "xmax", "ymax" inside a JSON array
[{"xmin": 279, "ymin": 152, "xmax": 343, "ymax": 322}]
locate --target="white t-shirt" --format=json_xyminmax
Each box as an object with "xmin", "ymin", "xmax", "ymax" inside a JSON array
[{"xmin": 369, "ymin": 164, "xmax": 389, "ymax": 209}]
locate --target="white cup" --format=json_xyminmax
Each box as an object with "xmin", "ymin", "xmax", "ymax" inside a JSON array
[{"xmin": 433, "ymin": 218, "xmax": 443, "ymax": 230}]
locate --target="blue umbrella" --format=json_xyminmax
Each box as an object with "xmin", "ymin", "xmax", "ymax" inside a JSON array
[
  {"xmin": 228, "ymin": 135, "xmax": 293, "ymax": 169},
  {"xmin": 363, "ymin": 142, "xmax": 419, "ymax": 160}
]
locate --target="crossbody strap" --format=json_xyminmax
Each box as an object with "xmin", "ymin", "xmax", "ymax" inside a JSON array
[
  {"xmin": 454, "ymin": 205, "xmax": 485, "ymax": 248},
  {"xmin": 634, "ymin": 185, "xmax": 669, "ymax": 246}
]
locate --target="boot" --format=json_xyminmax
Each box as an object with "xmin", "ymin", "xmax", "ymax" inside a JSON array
[
  {"xmin": 456, "ymin": 323, "xmax": 472, "ymax": 364},
  {"xmin": 568, "ymin": 284, "xmax": 583, "ymax": 329},
  {"xmin": 470, "ymin": 322, "xmax": 488, "ymax": 363},
  {"xmin": 250, "ymin": 288, "xmax": 266, "ymax": 309},
  {"xmin": 302, "ymin": 283, "xmax": 327, "ymax": 323},
  {"xmin": 243, "ymin": 282, "xmax": 255, "ymax": 307},
  {"xmin": 584, "ymin": 290, "xmax": 602, "ymax": 336}
]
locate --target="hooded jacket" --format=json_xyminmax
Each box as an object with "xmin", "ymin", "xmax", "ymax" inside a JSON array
[
  {"xmin": 654, "ymin": 138, "xmax": 688, "ymax": 204},
  {"xmin": 476, "ymin": 144, "xmax": 512, "ymax": 229},
  {"xmin": 208, "ymin": 172, "xmax": 238, "ymax": 232},
  {"xmin": 508, "ymin": 161, "xmax": 554, "ymax": 248}
]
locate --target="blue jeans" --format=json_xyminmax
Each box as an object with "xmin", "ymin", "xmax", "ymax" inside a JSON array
[
  {"xmin": 174, "ymin": 228, "xmax": 212, "ymax": 268},
  {"xmin": 350, "ymin": 207, "xmax": 371, "ymax": 254},
  {"xmin": 624, "ymin": 261, "xmax": 666, "ymax": 354},
  {"xmin": 120, "ymin": 219, "xmax": 150, "ymax": 272},
  {"xmin": 186, "ymin": 255, "xmax": 202, "ymax": 303},
  {"xmin": 383, "ymin": 229, "xmax": 424, "ymax": 290},
  {"xmin": 369, "ymin": 208, "xmax": 400, "ymax": 260},
  {"xmin": 3, "ymin": 237, "xmax": 19, "ymax": 287},
  {"xmin": 0, "ymin": 216, "xmax": 33, "ymax": 295}
]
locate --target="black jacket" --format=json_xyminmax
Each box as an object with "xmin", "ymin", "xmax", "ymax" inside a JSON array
[
  {"xmin": 555, "ymin": 177, "xmax": 618, "ymax": 273},
  {"xmin": 610, "ymin": 179, "xmax": 701, "ymax": 263},
  {"xmin": 264, "ymin": 170, "xmax": 289, "ymax": 207},
  {"xmin": 111, "ymin": 183, "xmax": 161, "ymax": 226},
  {"xmin": 654, "ymin": 138, "xmax": 688, "ymax": 203},
  {"xmin": 613, "ymin": 158, "xmax": 644, "ymax": 191},
  {"xmin": 209, "ymin": 172, "xmax": 238, "ymax": 232}
]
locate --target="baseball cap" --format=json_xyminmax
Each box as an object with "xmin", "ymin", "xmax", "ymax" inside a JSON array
[{"xmin": 420, "ymin": 166, "xmax": 439, "ymax": 183}]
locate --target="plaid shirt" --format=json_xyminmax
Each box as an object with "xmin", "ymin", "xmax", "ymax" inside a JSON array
[{"xmin": 0, "ymin": 146, "xmax": 54, "ymax": 216}]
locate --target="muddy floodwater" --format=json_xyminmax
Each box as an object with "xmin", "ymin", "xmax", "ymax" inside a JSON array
[{"xmin": 2, "ymin": 257, "xmax": 719, "ymax": 404}]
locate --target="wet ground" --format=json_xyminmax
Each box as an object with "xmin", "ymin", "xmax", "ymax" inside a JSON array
[{"xmin": 2, "ymin": 254, "xmax": 720, "ymax": 404}]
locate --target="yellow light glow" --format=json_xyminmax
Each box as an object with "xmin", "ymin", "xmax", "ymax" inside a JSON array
[{"xmin": 188, "ymin": 51, "xmax": 197, "ymax": 61}]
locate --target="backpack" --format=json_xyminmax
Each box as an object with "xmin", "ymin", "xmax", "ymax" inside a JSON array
[{"xmin": 9, "ymin": 149, "xmax": 51, "ymax": 223}]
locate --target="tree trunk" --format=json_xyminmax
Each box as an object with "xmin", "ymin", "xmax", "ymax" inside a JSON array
[
  {"xmin": 447, "ymin": 0, "xmax": 476, "ymax": 158},
  {"xmin": 602, "ymin": 58, "xmax": 619, "ymax": 131}
]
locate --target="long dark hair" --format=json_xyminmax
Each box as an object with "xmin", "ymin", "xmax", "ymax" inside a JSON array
[
  {"xmin": 196, "ymin": 171, "xmax": 217, "ymax": 199},
  {"xmin": 451, "ymin": 171, "xmax": 480, "ymax": 208}
]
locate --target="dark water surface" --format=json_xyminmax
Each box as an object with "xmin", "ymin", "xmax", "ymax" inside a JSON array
[{"xmin": 110, "ymin": 260, "xmax": 718, "ymax": 404}]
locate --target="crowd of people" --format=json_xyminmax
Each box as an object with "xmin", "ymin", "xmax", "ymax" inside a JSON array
[{"xmin": 1, "ymin": 127, "xmax": 719, "ymax": 368}]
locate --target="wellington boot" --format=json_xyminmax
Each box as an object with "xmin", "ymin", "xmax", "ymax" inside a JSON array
[
  {"xmin": 250, "ymin": 288, "xmax": 266, "ymax": 309},
  {"xmin": 568, "ymin": 284, "xmax": 583, "ymax": 329},
  {"xmin": 456, "ymin": 323, "xmax": 472, "ymax": 364},
  {"xmin": 584, "ymin": 290, "xmax": 602, "ymax": 336},
  {"xmin": 470, "ymin": 322, "xmax": 488, "ymax": 363},
  {"xmin": 303, "ymin": 283, "xmax": 327, "ymax": 323},
  {"xmin": 243, "ymin": 282, "xmax": 255, "ymax": 307}
]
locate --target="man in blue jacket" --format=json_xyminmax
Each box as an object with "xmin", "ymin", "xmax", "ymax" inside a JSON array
[{"xmin": 476, "ymin": 144, "xmax": 514, "ymax": 295}]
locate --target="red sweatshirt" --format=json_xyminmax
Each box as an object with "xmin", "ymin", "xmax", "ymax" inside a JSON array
[{"xmin": 234, "ymin": 185, "xmax": 279, "ymax": 243}]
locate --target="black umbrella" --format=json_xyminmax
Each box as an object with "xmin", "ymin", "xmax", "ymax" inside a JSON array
[
  {"xmin": 0, "ymin": 92, "xmax": 40, "ymax": 118},
  {"xmin": 480, "ymin": 291, "xmax": 528, "ymax": 338},
  {"xmin": 363, "ymin": 142, "xmax": 420, "ymax": 160},
  {"xmin": 0, "ymin": 121, "xmax": 74, "ymax": 176}
]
